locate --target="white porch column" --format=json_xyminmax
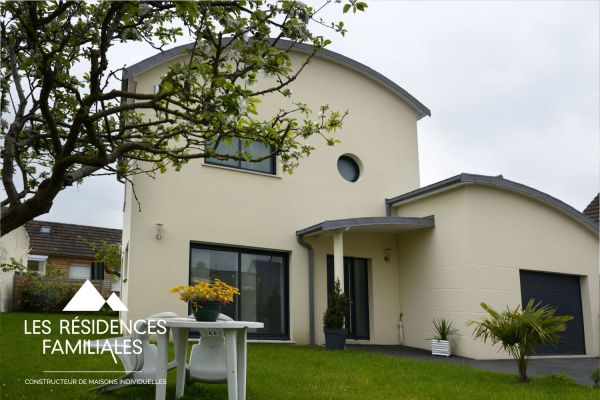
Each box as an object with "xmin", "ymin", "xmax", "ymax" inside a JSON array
[{"xmin": 333, "ymin": 231, "xmax": 344, "ymax": 289}]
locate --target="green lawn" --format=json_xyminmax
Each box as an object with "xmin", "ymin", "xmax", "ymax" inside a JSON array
[{"xmin": 0, "ymin": 313, "xmax": 597, "ymax": 400}]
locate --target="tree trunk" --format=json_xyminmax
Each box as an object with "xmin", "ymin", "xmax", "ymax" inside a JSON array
[
  {"xmin": 1, "ymin": 170, "xmax": 69, "ymax": 236},
  {"xmin": 0, "ymin": 181, "xmax": 63, "ymax": 236},
  {"xmin": 517, "ymin": 358, "xmax": 529, "ymax": 383}
]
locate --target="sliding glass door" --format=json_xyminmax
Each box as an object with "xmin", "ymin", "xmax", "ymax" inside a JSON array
[{"xmin": 190, "ymin": 244, "xmax": 289, "ymax": 339}]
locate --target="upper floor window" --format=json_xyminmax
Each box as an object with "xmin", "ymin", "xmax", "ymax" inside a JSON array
[{"xmin": 206, "ymin": 138, "xmax": 275, "ymax": 175}]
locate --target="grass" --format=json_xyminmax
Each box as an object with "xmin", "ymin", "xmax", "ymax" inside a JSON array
[{"xmin": 1, "ymin": 313, "xmax": 597, "ymax": 400}]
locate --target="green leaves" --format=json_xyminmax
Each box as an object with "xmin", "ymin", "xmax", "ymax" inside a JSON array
[
  {"xmin": 431, "ymin": 318, "xmax": 458, "ymax": 340},
  {"xmin": 343, "ymin": 1, "xmax": 368, "ymax": 14},
  {"xmin": 83, "ymin": 238, "xmax": 121, "ymax": 278},
  {"xmin": 323, "ymin": 279, "xmax": 348, "ymax": 329},
  {"xmin": 469, "ymin": 300, "xmax": 573, "ymax": 382},
  {"xmin": 1, "ymin": 0, "xmax": 360, "ymax": 234}
]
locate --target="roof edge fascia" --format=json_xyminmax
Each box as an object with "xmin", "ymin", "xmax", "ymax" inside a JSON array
[
  {"xmin": 122, "ymin": 39, "xmax": 431, "ymax": 120},
  {"xmin": 385, "ymin": 173, "xmax": 599, "ymax": 236}
]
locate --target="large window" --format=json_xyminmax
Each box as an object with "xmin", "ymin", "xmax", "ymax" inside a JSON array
[
  {"xmin": 190, "ymin": 244, "xmax": 289, "ymax": 339},
  {"xmin": 205, "ymin": 138, "xmax": 275, "ymax": 174}
]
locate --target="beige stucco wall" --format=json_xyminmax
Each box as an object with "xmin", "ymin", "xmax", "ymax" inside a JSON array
[
  {"xmin": 121, "ymin": 49, "xmax": 423, "ymax": 343},
  {"xmin": 392, "ymin": 185, "xmax": 599, "ymax": 359},
  {"xmin": 0, "ymin": 227, "xmax": 30, "ymax": 311}
]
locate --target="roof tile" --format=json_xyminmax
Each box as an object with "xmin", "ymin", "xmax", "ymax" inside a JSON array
[
  {"xmin": 25, "ymin": 220, "xmax": 121, "ymax": 258},
  {"xmin": 583, "ymin": 194, "xmax": 599, "ymax": 223}
]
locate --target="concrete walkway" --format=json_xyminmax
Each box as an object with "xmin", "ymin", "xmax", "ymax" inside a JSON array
[{"xmin": 348, "ymin": 344, "xmax": 599, "ymax": 386}]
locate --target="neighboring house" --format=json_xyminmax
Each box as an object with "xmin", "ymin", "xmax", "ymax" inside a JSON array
[
  {"xmin": 24, "ymin": 220, "xmax": 122, "ymax": 295},
  {"xmin": 0, "ymin": 224, "xmax": 29, "ymax": 312},
  {"xmin": 121, "ymin": 41, "xmax": 599, "ymax": 359},
  {"xmin": 583, "ymin": 194, "xmax": 599, "ymax": 223}
]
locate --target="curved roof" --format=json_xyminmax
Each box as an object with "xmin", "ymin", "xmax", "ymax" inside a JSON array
[
  {"xmin": 123, "ymin": 39, "xmax": 431, "ymax": 120},
  {"xmin": 385, "ymin": 173, "xmax": 599, "ymax": 235}
]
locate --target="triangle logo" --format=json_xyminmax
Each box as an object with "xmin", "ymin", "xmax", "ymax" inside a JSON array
[
  {"xmin": 63, "ymin": 280, "xmax": 128, "ymax": 312},
  {"xmin": 106, "ymin": 292, "xmax": 128, "ymax": 311}
]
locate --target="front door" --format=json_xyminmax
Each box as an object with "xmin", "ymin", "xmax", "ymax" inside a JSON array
[{"xmin": 327, "ymin": 255, "xmax": 370, "ymax": 340}]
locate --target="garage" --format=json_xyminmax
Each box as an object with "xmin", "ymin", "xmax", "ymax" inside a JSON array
[{"xmin": 519, "ymin": 270, "xmax": 586, "ymax": 355}]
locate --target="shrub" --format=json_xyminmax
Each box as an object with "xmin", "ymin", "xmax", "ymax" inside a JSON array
[
  {"xmin": 591, "ymin": 368, "xmax": 599, "ymax": 387},
  {"xmin": 18, "ymin": 267, "xmax": 79, "ymax": 313},
  {"xmin": 469, "ymin": 300, "xmax": 573, "ymax": 383},
  {"xmin": 323, "ymin": 279, "xmax": 348, "ymax": 329}
]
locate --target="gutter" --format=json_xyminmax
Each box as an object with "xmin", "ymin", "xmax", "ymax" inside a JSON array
[{"xmin": 296, "ymin": 235, "xmax": 315, "ymax": 346}]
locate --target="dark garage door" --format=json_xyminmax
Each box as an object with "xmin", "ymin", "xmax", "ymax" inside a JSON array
[{"xmin": 520, "ymin": 270, "xmax": 585, "ymax": 355}]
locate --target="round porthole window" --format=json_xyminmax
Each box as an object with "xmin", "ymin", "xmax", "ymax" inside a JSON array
[{"xmin": 337, "ymin": 155, "xmax": 360, "ymax": 182}]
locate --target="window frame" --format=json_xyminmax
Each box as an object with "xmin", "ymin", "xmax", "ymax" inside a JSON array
[
  {"xmin": 205, "ymin": 138, "xmax": 276, "ymax": 175},
  {"xmin": 189, "ymin": 242, "xmax": 290, "ymax": 340}
]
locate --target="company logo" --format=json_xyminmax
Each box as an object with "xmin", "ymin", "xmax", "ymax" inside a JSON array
[{"xmin": 63, "ymin": 280, "xmax": 127, "ymax": 312}]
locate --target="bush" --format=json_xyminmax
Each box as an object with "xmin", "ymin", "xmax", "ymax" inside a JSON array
[
  {"xmin": 18, "ymin": 268, "xmax": 79, "ymax": 313},
  {"xmin": 591, "ymin": 368, "xmax": 599, "ymax": 387}
]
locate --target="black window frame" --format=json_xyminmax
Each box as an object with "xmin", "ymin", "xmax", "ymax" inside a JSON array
[
  {"xmin": 189, "ymin": 242, "xmax": 290, "ymax": 340},
  {"xmin": 205, "ymin": 138, "xmax": 276, "ymax": 175}
]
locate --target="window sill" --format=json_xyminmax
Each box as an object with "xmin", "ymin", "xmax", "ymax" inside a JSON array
[{"xmin": 202, "ymin": 162, "xmax": 282, "ymax": 179}]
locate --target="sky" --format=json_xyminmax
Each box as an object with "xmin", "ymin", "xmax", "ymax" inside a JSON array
[{"xmin": 14, "ymin": 1, "xmax": 600, "ymax": 229}]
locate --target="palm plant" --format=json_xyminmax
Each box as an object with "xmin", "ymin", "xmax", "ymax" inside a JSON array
[
  {"xmin": 469, "ymin": 300, "xmax": 573, "ymax": 383},
  {"xmin": 432, "ymin": 318, "xmax": 458, "ymax": 340}
]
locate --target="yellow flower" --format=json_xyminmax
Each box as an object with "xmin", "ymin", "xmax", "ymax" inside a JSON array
[{"xmin": 169, "ymin": 279, "xmax": 240, "ymax": 306}]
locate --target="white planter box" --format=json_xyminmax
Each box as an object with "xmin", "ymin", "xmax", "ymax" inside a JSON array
[{"xmin": 431, "ymin": 339, "xmax": 452, "ymax": 357}]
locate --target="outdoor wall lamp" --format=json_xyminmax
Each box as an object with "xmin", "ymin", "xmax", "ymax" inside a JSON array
[
  {"xmin": 384, "ymin": 248, "xmax": 392, "ymax": 262},
  {"xmin": 155, "ymin": 223, "xmax": 163, "ymax": 240}
]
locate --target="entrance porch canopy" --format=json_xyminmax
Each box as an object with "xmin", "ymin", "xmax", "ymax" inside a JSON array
[
  {"xmin": 296, "ymin": 216, "xmax": 435, "ymax": 237},
  {"xmin": 296, "ymin": 216, "xmax": 435, "ymax": 345}
]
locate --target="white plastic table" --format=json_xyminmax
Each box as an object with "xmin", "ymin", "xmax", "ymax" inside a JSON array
[{"xmin": 154, "ymin": 318, "xmax": 264, "ymax": 400}]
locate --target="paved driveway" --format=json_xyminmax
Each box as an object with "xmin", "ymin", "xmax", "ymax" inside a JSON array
[{"xmin": 348, "ymin": 344, "xmax": 599, "ymax": 386}]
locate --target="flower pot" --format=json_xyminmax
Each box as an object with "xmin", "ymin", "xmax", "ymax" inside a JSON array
[
  {"xmin": 192, "ymin": 301, "xmax": 222, "ymax": 321},
  {"xmin": 431, "ymin": 339, "xmax": 452, "ymax": 357},
  {"xmin": 324, "ymin": 328, "xmax": 346, "ymax": 350}
]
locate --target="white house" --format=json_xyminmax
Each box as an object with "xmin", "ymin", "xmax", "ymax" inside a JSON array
[
  {"xmin": 120, "ymin": 41, "xmax": 599, "ymax": 359},
  {"xmin": 0, "ymin": 224, "xmax": 29, "ymax": 312}
]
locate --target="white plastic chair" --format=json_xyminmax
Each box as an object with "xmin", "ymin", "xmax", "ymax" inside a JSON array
[
  {"xmin": 89, "ymin": 312, "xmax": 178, "ymax": 392},
  {"xmin": 188, "ymin": 313, "xmax": 233, "ymax": 383}
]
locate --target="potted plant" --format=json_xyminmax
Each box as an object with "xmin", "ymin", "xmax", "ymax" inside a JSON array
[
  {"xmin": 430, "ymin": 318, "xmax": 458, "ymax": 357},
  {"xmin": 323, "ymin": 279, "xmax": 348, "ymax": 350},
  {"xmin": 170, "ymin": 279, "xmax": 239, "ymax": 321}
]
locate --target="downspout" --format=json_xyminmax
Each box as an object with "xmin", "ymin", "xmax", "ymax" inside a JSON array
[{"xmin": 297, "ymin": 234, "xmax": 315, "ymax": 346}]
